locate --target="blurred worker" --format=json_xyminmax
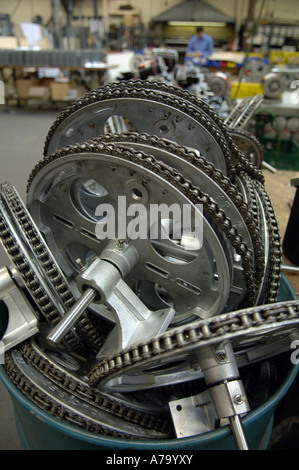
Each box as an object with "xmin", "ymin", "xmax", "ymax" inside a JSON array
[{"xmin": 185, "ymin": 26, "xmax": 214, "ymax": 65}]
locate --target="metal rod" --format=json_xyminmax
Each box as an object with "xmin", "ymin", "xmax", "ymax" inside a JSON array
[
  {"xmin": 47, "ymin": 288, "xmax": 96, "ymax": 346},
  {"xmin": 229, "ymin": 415, "xmax": 250, "ymax": 450},
  {"xmin": 262, "ymin": 160, "xmax": 277, "ymax": 173},
  {"xmin": 282, "ymin": 264, "xmax": 299, "ymax": 274}
]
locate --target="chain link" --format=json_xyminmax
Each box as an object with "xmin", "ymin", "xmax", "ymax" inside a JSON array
[
  {"xmin": 38, "ymin": 80, "xmax": 283, "ymax": 302},
  {"xmin": 0, "ymin": 183, "xmax": 105, "ymax": 353},
  {"xmin": 87, "ymin": 132, "xmax": 266, "ymax": 292},
  {"xmin": 4, "ymin": 350, "xmax": 138, "ymax": 439},
  {"xmin": 18, "ymin": 340, "xmax": 172, "ymax": 434},
  {"xmin": 89, "ymin": 299, "xmax": 299, "ymax": 387},
  {"xmin": 0, "ymin": 81, "xmax": 288, "ymax": 442},
  {"xmin": 42, "ymin": 80, "xmax": 264, "ymax": 182},
  {"xmin": 230, "ymin": 129, "xmax": 264, "ymax": 169},
  {"xmin": 28, "ymin": 138, "xmax": 261, "ymax": 306}
]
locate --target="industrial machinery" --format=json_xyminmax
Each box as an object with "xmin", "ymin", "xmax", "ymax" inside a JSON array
[
  {"xmin": 1, "ymin": 80, "xmax": 299, "ymax": 450},
  {"xmin": 132, "ymin": 50, "xmax": 231, "ymax": 119},
  {"xmin": 175, "ymin": 65, "xmax": 230, "ymax": 98},
  {"xmin": 137, "ymin": 48, "xmax": 179, "ymax": 80},
  {"xmin": 240, "ymin": 58, "xmax": 299, "ymax": 100},
  {"xmin": 263, "ymin": 68, "xmax": 299, "ymax": 99}
]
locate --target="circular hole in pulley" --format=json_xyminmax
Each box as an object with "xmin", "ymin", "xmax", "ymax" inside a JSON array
[
  {"xmin": 159, "ymin": 124, "xmax": 170, "ymax": 134},
  {"xmin": 0, "ymin": 300, "xmax": 9, "ymax": 339},
  {"xmin": 150, "ymin": 218, "xmax": 201, "ymax": 265},
  {"xmin": 155, "ymin": 284, "xmax": 174, "ymax": 307},
  {"xmin": 104, "ymin": 115, "xmax": 135, "ymax": 134},
  {"xmin": 66, "ymin": 243, "xmax": 97, "ymax": 271},
  {"xmin": 132, "ymin": 280, "xmax": 174, "ymax": 311},
  {"xmin": 74, "ymin": 178, "xmax": 112, "ymax": 222},
  {"xmin": 131, "ymin": 187, "xmax": 143, "ymax": 200}
]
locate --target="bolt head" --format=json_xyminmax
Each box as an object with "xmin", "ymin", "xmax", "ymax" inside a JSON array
[
  {"xmin": 234, "ymin": 394, "xmax": 244, "ymax": 404},
  {"xmin": 215, "ymin": 351, "xmax": 227, "ymax": 362}
]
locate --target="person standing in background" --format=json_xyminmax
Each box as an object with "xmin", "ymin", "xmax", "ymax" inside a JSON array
[{"xmin": 185, "ymin": 26, "xmax": 214, "ymax": 65}]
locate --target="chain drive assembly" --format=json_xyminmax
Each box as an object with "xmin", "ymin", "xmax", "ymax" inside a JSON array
[{"xmin": 0, "ymin": 80, "xmax": 296, "ymax": 449}]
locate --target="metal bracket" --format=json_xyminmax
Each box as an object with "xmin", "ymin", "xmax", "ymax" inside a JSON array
[
  {"xmin": 77, "ymin": 256, "xmax": 175, "ymax": 358},
  {"xmin": 47, "ymin": 241, "xmax": 175, "ymax": 356},
  {"xmin": 0, "ymin": 267, "xmax": 39, "ymax": 351},
  {"xmin": 169, "ymin": 390, "xmax": 217, "ymax": 438}
]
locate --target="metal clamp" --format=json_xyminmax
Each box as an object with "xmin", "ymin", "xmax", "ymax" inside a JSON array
[
  {"xmin": 0, "ymin": 267, "xmax": 39, "ymax": 351},
  {"xmin": 197, "ymin": 343, "xmax": 250, "ymax": 450},
  {"xmin": 47, "ymin": 241, "xmax": 175, "ymax": 357}
]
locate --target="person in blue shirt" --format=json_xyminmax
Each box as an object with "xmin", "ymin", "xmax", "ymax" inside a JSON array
[{"xmin": 185, "ymin": 26, "xmax": 214, "ymax": 65}]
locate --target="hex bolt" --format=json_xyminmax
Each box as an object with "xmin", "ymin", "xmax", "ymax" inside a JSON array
[{"xmin": 215, "ymin": 351, "xmax": 227, "ymax": 363}]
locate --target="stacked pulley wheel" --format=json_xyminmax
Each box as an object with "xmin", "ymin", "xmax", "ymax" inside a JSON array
[{"xmin": 1, "ymin": 80, "xmax": 298, "ymax": 450}]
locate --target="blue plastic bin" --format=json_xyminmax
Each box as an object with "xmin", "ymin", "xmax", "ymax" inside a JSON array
[{"xmin": 0, "ymin": 275, "xmax": 298, "ymax": 450}]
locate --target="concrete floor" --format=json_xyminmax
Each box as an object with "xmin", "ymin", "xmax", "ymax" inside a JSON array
[
  {"xmin": 264, "ymin": 169, "xmax": 299, "ymax": 297},
  {"xmin": 0, "ymin": 105, "xmax": 298, "ymax": 450},
  {"xmin": 0, "ymin": 106, "xmax": 58, "ymax": 450}
]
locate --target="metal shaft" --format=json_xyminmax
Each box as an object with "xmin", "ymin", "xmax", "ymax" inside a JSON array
[
  {"xmin": 282, "ymin": 264, "xmax": 299, "ymax": 274},
  {"xmin": 47, "ymin": 288, "xmax": 96, "ymax": 346},
  {"xmin": 229, "ymin": 414, "xmax": 250, "ymax": 450},
  {"xmin": 262, "ymin": 161, "xmax": 277, "ymax": 173}
]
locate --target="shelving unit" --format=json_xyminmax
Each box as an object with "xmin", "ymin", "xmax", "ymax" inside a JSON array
[{"xmin": 253, "ymin": 23, "xmax": 299, "ymax": 52}]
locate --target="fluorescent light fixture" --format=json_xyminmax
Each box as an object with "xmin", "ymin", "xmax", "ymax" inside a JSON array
[{"xmin": 168, "ymin": 21, "xmax": 227, "ymax": 27}]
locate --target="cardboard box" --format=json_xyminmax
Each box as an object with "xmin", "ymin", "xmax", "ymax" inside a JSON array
[
  {"xmin": 16, "ymin": 79, "xmax": 33, "ymax": 99},
  {"xmin": 123, "ymin": 14, "xmax": 135, "ymax": 27},
  {"xmin": 16, "ymin": 77, "xmax": 40, "ymax": 99},
  {"xmin": 50, "ymin": 82, "xmax": 70, "ymax": 101},
  {"xmin": 0, "ymin": 37, "xmax": 18, "ymax": 49},
  {"xmin": 28, "ymin": 86, "xmax": 50, "ymax": 100}
]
